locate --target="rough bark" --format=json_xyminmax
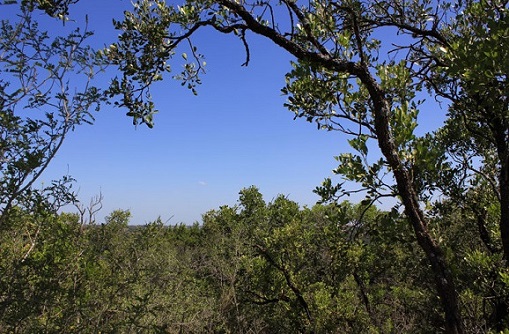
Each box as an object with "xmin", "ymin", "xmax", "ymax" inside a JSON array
[
  {"xmin": 493, "ymin": 119, "xmax": 509, "ymax": 330},
  {"xmin": 358, "ymin": 69, "xmax": 464, "ymax": 334},
  {"xmin": 494, "ymin": 123, "xmax": 509, "ymax": 263}
]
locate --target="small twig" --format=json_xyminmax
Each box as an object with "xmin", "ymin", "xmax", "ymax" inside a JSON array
[{"xmin": 21, "ymin": 223, "xmax": 42, "ymax": 262}]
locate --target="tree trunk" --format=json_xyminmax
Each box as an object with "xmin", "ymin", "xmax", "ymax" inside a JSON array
[
  {"xmin": 378, "ymin": 117, "xmax": 464, "ymax": 334},
  {"xmin": 361, "ymin": 70, "xmax": 464, "ymax": 334},
  {"xmin": 494, "ymin": 123, "xmax": 509, "ymax": 329},
  {"xmin": 496, "ymin": 134, "xmax": 509, "ymax": 263}
]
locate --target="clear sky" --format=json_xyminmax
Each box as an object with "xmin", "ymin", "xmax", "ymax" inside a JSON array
[{"xmin": 4, "ymin": 1, "xmax": 446, "ymax": 225}]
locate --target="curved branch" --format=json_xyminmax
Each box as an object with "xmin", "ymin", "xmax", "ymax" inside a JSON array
[{"xmin": 216, "ymin": 0, "xmax": 362, "ymax": 76}]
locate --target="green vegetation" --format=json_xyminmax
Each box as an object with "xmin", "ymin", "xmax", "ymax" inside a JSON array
[
  {"xmin": 0, "ymin": 185, "xmax": 503, "ymax": 332},
  {"xmin": 1, "ymin": 0, "xmax": 509, "ymax": 332},
  {"xmin": 0, "ymin": 187, "xmax": 448, "ymax": 332}
]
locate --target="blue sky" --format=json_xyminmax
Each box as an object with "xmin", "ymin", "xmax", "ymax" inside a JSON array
[{"xmin": 4, "ymin": 1, "xmax": 446, "ymax": 224}]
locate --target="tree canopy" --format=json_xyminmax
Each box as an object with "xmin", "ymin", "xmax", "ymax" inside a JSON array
[{"xmin": 1, "ymin": 0, "xmax": 509, "ymax": 333}]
